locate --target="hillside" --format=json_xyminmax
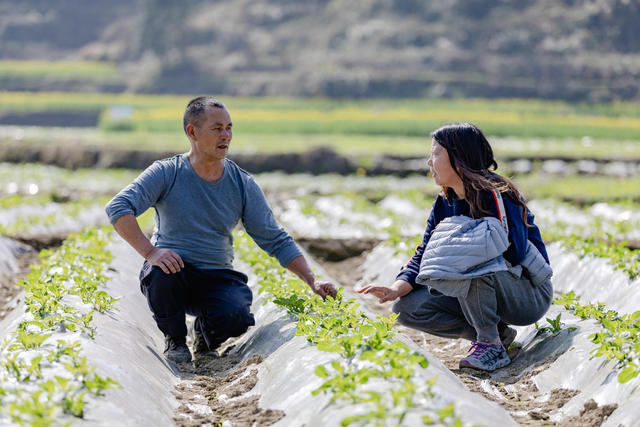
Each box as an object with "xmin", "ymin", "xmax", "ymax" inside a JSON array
[{"xmin": 1, "ymin": 0, "xmax": 639, "ymax": 101}]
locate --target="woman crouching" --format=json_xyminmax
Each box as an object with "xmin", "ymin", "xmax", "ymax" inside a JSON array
[{"xmin": 359, "ymin": 122, "xmax": 553, "ymax": 371}]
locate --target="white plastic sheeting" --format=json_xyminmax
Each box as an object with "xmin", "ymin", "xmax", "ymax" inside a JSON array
[
  {"xmin": 0, "ymin": 236, "xmax": 522, "ymax": 425},
  {"xmin": 0, "ymin": 240, "xmax": 180, "ymax": 426},
  {"xmin": 4, "ymin": 233, "xmax": 638, "ymax": 425},
  {"xmin": 0, "ymin": 203, "xmax": 107, "ymax": 237},
  {"xmin": 231, "ymin": 258, "xmax": 517, "ymax": 426},
  {"xmin": 529, "ymin": 199, "xmax": 640, "ymax": 240},
  {"xmin": 527, "ymin": 243, "xmax": 640, "ymax": 426},
  {"xmin": 274, "ymin": 197, "xmax": 388, "ymax": 239},
  {"xmin": 358, "ymin": 240, "xmax": 640, "ymax": 425},
  {"xmin": 0, "ymin": 235, "xmax": 31, "ymax": 278}
]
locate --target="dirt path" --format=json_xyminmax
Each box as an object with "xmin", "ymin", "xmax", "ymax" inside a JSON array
[
  {"xmin": 172, "ymin": 347, "xmax": 285, "ymax": 427},
  {"xmin": 170, "ymin": 326, "xmax": 286, "ymax": 426},
  {"xmin": 310, "ymin": 240, "xmax": 617, "ymax": 427}
]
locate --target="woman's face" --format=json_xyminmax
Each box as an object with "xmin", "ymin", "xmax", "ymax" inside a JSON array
[{"xmin": 427, "ymin": 140, "xmax": 462, "ymax": 189}]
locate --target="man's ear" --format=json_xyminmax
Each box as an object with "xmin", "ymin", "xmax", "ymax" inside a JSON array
[{"xmin": 186, "ymin": 123, "xmax": 196, "ymax": 140}]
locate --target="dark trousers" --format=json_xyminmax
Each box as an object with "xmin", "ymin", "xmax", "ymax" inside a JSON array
[{"xmin": 139, "ymin": 261, "xmax": 255, "ymax": 350}]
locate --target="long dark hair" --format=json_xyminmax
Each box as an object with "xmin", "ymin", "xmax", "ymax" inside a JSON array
[{"xmin": 431, "ymin": 122, "xmax": 530, "ymax": 225}]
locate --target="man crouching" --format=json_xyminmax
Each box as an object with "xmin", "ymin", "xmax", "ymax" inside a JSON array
[{"xmin": 105, "ymin": 96, "xmax": 337, "ymax": 363}]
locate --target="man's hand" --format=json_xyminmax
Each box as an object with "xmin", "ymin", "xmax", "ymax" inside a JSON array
[
  {"xmin": 357, "ymin": 284, "xmax": 399, "ymax": 303},
  {"xmin": 312, "ymin": 280, "xmax": 338, "ymax": 299},
  {"xmin": 146, "ymin": 247, "xmax": 184, "ymax": 274}
]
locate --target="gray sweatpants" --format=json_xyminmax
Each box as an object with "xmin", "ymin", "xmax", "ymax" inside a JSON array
[{"xmin": 392, "ymin": 271, "xmax": 553, "ymax": 343}]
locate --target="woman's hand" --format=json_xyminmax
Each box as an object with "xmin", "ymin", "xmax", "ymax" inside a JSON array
[{"xmin": 357, "ymin": 285, "xmax": 400, "ymax": 303}]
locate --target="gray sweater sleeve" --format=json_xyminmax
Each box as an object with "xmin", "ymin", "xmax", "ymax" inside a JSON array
[
  {"xmin": 242, "ymin": 177, "xmax": 302, "ymax": 267},
  {"xmin": 104, "ymin": 160, "xmax": 169, "ymax": 224}
]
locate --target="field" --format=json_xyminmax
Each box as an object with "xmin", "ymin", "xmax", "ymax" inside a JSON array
[
  {"xmin": 2, "ymin": 91, "xmax": 640, "ymax": 143},
  {"xmin": 0, "ymin": 91, "xmax": 639, "ymax": 426}
]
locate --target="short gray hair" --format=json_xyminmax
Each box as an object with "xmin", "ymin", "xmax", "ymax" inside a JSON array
[{"xmin": 183, "ymin": 96, "xmax": 225, "ymax": 135}]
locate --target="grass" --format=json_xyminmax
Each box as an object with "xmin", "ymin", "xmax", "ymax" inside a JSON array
[
  {"xmin": 0, "ymin": 61, "xmax": 120, "ymax": 82},
  {"xmin": 1, "ymin": 91, "xmax": 640, "ymax": 141},
  {"xmin": 514, "ymin": 174, "xmax": 640, "ymax": 203}
]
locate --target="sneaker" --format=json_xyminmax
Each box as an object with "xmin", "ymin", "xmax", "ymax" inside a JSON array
[
  {"xmin": 459, "ymin": 341, "xmax": 511, "ymax": 371},
  {"xmin": 499, "ymin": 326, "xmax": 517, "ymax": 349},
  {"xmin": 164, "ymin": 336, "xmax": 192, "ymax": 363}
]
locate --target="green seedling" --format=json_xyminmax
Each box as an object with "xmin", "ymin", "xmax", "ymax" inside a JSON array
[
  {"xmin": 554, "ymin": 291, "xmax": 640, "ymax": 384},
  {"xmin": 234, "ymin": 229, "xmax": 458, "ymax": 426},
  {"xmin": 10, "ymin": 331, "xmax": 52, "ymax": 350},
  {"xmin": 0, "ymin": 227, "xmax": 120, "ymax": 423},
  {"xmin": 63, "ymin": 391, "xmax": 86, "ymax": 417}
]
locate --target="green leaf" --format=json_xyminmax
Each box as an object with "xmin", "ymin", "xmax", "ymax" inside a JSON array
[
  {"xmin": 314, "ymin": 365, "xmax": 328, "ymax": 378},
  {"xmin": 618, "ymin": 366, "xmax": 639, "ymax": 383},
  {"xmin": 360, "ymin": 350, "xmax": 376, "ymax": 361},
  {"xmin": 437, "ymin": 404, "xmax": 455, "ymax": 420}
]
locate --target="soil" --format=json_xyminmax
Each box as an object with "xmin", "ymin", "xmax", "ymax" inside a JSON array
[
  {"xmin": 172, "ymin": 343, "xmax": 285, "ymax": 426},
  {"xmin": 2, "ymin": 144, "xmax": 638, "ymax": 178},
  {"xmin": 310, "ymin": 238, "xmax": 618, "ymax": 427},
  {"xmin": 0, "ymin": 239, "xmax": 38, "ymax": 322},
  {"xmin": 11, "ymin": 232, "xmax": 67, "ymax": 252},
  {"xmin": 0, "ymin": 232, "xmax": 69, "ymax": 322}
]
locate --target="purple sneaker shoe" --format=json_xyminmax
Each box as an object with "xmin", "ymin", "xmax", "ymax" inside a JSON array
[{"xmin": 459, "ymin": 341, "xmax": 511, "ymax": 371}]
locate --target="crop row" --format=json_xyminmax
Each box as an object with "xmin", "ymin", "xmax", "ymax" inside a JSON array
[
  {"xmin": 275, "ymin": 188, "xmax": 640, "ymax": 263},
  {"xmin": 0, "ymin": 194, "xmax": 156, "ymax": 238},
  {"xmin": 273, "ymin": 191, "xmax": 427, "ymax": 257},
  {"xmin": 0, "ymin": 197, "xmax": 110, "ymax": 237},
  {"xmin": 0, "ymin": 162, "xmax": 137, "ymax": 200},
  {"xmin": 530, "ymin": 200, "xmax": 640, "ymax": 279},
  {"xmin": 234, "ymin": 230, "xmax": 461, "ymax": 426},
  {"xmin": 551, "ymin": 235, "xmax": 640, "ymax": 280},
  {"xmin": 554, "ymin": 292, "xmax": 640, "ymax": 384},
  {"xmin": 0, "ymin": 227, "xmax": 120, "ymax": 426}
]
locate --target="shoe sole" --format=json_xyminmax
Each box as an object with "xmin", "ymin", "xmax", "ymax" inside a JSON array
[{"xmin": 459, "ymin": 357, "xmax": 511, "ymax": 371}]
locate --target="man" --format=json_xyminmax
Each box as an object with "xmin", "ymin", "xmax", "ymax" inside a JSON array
[{"xmin": 105, "ymin": 96, "xmax": 337, "ymax": 363}]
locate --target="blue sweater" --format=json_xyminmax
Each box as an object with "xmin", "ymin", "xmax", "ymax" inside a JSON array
[
  {"xmin": 396, "ymin": 189, "xmax": 549, "ymax": 288},
  {"xmin": 105, "ymin": 154, "xmax": 301, "ymax": 270}
]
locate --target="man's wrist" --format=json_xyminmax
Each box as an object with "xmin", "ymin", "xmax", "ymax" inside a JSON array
[
  {"xmin": 306, "ymin": 274, "xmax": 316, "ymax": 288},
  {"xmin": 142, "ymin": 246, "xmax": 156, "ymax": 260}
]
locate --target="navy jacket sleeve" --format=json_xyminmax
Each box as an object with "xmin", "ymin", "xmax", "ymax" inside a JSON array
[
  {"xmin": 395, "ymin": 200, "xmax": 438, "ymax": 288},
  {"xmin": 485, "ymin": 193, "xmax": 550, "ymax": 266},
  {"xmin": 524, "ymin": 210, "xmax": 549, "ymax": 264}
]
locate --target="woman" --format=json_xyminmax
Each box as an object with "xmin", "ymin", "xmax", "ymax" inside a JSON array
[{"xmin": 358, "ymin": 122, "xmax": 553, "ymax": 371}]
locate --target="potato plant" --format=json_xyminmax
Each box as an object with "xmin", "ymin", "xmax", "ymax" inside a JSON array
[
  {"xmin": 554, "ymin": 292, "xmax": 640, "ymax": 383},
  {"xmin": 0, "ymin": 227, "xmax": 120, "ymax": 425},
  {"xmin": 234, "ymin": 230, "xmax": 462, "ymax": 426}
]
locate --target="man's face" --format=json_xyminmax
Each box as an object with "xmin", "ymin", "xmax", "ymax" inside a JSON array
[{"xmin": 189, "ymin": 107, "xmax": 233, "ymax": 160}]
